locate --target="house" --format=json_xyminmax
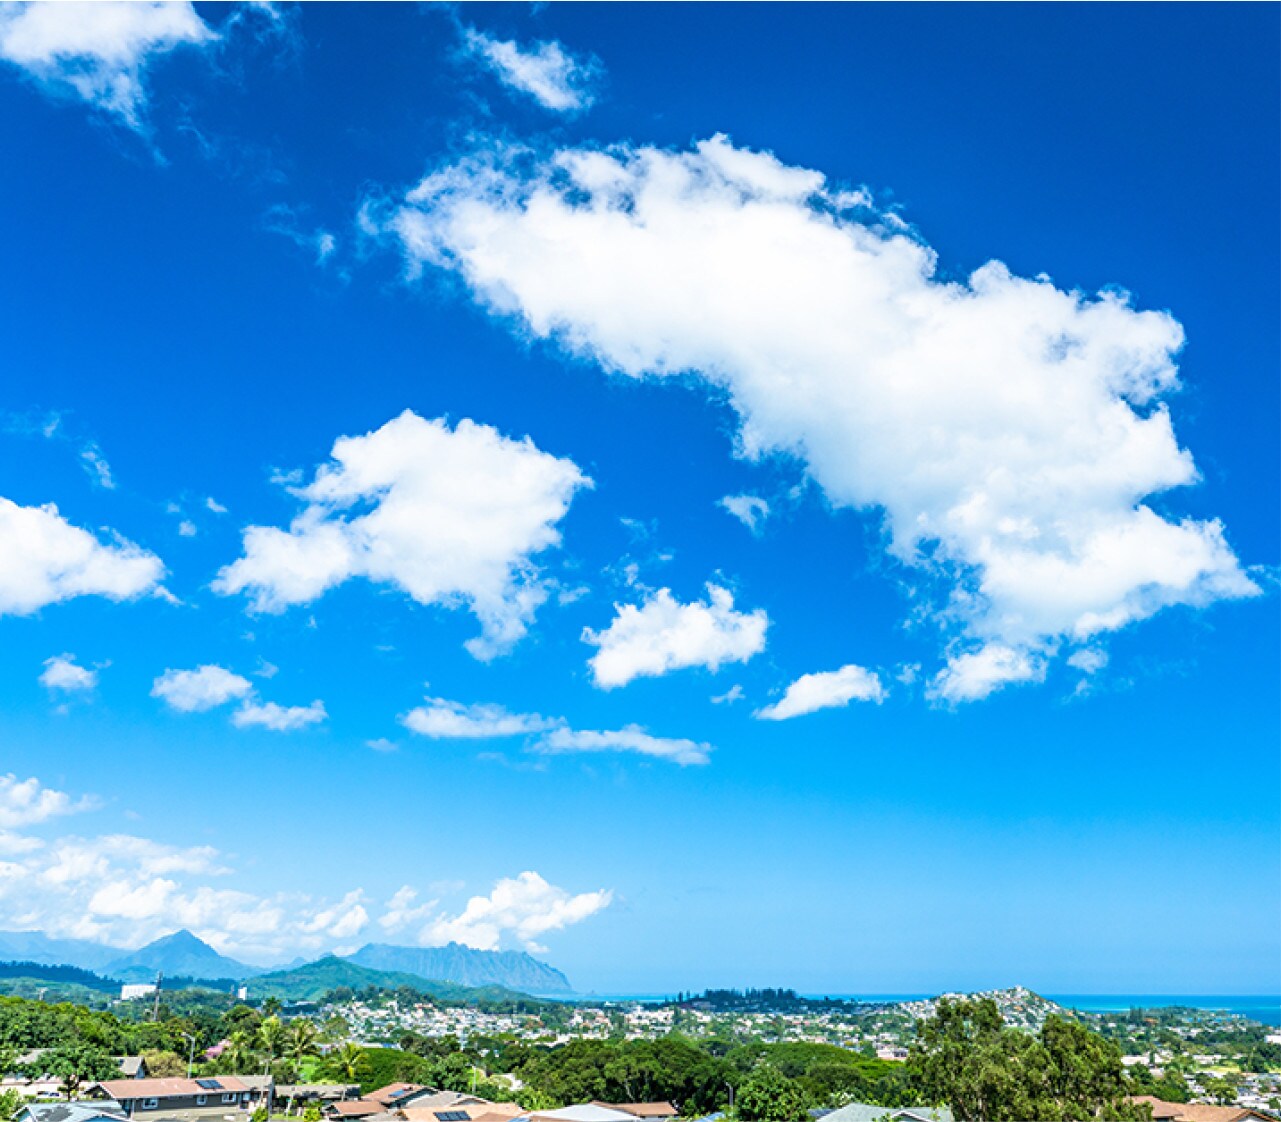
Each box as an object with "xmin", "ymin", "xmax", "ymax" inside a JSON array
[
  {"xmin": 818, "ymin": 1105, "xmax": 955, "ymax": 1122},
  {"xmin": 115, "ymin": 1060, "xmax": 148, "ymax": 1081},
  {"xmin": 86, "ymin": 1077, "xmax": 255, "ymax": 1117},
  {"xmin": 465, "ymin": 1107, "xmax": 526, "ymax": 1122},
  {"xmin": 1128, "ymin": 1097, "xmax": 1278, "ymax": 1122},
  {"xmin": 401, "ymin": 1095, "xmax": 524, "ymax": 1122},
  {"xmin": 5, "ymin": 1051, "xmax": 66, "ymax": 1100},
  {"xmin": 236, "ymin": 1076, "xmax": 274, "ymax": 1111},
  {"xmin": 16, "ymin": 1103, "xmax": 128, "ymax": 1122},
  {"xmin": 531, "ymin": 1108, "xmax": 644, "ymax": 1122},
  {"xmin": 276, "ymin": 1085, "xmax": 360, "ymax": 1107},
  {"xmin": 594, "ymin": 1106, "xmax": 678, "ymax": 1122},
  {"xmin": 366, "ymin": 1086, "xmax": 440, "ymax": 1111},
  {"xmin": 325, "ymin": 1102, "xmax": 390, "ymax": 1120}
]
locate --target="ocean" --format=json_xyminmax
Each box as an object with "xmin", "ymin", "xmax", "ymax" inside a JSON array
[
  {"xmin": 823, "ymin": 994, "xmax": 1281, "ymax": 1026},
  {"xmin": 572, "ymin": 993, "xmax": 1281, "ymax": 1026}
]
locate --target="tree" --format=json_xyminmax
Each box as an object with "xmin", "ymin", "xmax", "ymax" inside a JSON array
[
  {"xmin": 735, "ymin": 1065, "xmax": 810, "ymax": 1122},
  {"xmin": 142, "ymin": 1049, "xmax": 186, "ymax": 1078},
  {"xmin": 224, "ymin": 1029, "xmax": 260, "ymax": 1072},
  {"xmin": 286, "ymin": 1019, "xmax": 321, "ymax": 1067},
  {"xmin": 332, "ymin": 1042, "xmax": 366, "ymax": 1083},
  {"xmin": 40, "ymin": 1043, "xmax": 121, "ymax": 1100},
  {"xmin": 908, "ymin": 999, "xmax": 1148, "ymax": 1122},
  {"xmin": 258, "ymin": 1016, "xmax": 286, "ymax": 1071},
  {"xmin": 0, "ymin": 1089, "xmax": 23, "ymax": 1122}
]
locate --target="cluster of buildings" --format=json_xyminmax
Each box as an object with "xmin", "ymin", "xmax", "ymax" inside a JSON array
[
  {"xmin": 8, "ymin": 1068, "xmax": 680, "ymax": 1122},
  {"xmin": 322, "ymin": 1085, "xmax": 677, "ymax": 1122},
  {"xmin": 338, "ymin": 998, "xmax": 531, "ymax": 1044}
]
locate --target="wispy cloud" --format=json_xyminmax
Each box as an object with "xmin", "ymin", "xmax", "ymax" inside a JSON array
[
  {"xmin": 537, "ymin": 725, "xmax": 711, "ymax": 767},
  {"xmin": 401, "ymin": 695, "xmax": 711, "ymax": 766},
  {"xmin": 461, "ymin": 26, "xmax": 599, "ymax": 113},
  {"xmin": 756, "ymin": 664, "xmax": 885, "ymax": 721},
  {"xmin": 0, "ymin": 1, "xmax": 215, "ymax": 129}
]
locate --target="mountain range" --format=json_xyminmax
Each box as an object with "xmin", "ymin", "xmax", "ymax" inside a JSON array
[{"xmin": 0, "ymin": 928, "xmax": 574, "ymax": 994}]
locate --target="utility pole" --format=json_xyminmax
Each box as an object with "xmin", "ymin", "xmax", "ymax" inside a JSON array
[
  {"xmin": 181, "ymin": 1033, "xmax": 197, "ymax": 1079},
  {"xmin": 151, "ymin": 973, "xmax": 164, "ymax": 1022}
]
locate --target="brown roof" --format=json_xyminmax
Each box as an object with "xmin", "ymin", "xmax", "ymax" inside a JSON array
[
  {"xmin": 468, "ymin": 1111, "xmax": 526, "ymax": 1122},
  {"xmin": 93, "ymin": 1078, "xmax": 249, "ymax": 1100},
  {"xmin": 598, "ymin": 1106, "xmax": 679, "ymax": 1119},
  {"xmin": 1129, "ymin": 1098, "xmax": 1270, "ymax": 1122},
  {"xmin": 401, "ymin": 1104, "xmax": 525, "ymax": 1122},
  {"xmin": 368, "ymin": 1084, "xmax": 432, "ymax": 1108},
  {"xmin": 329, "ymin": 1102, "xmax": 388, "ymax": 1118}
]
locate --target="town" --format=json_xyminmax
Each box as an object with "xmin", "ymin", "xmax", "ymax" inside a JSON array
[{"xmin": 1, "ymin": 975, "xmax": 1277, "ymax": 1122}]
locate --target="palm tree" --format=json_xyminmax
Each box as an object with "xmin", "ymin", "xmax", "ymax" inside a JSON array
[
  {"xmin": 257, "ymin": 1016, "xmax": 286, "ymax": 1074},
  {"xmin": 225, "ymin": 1030, "xmax": 259, "ymax": 1073},
  {"xmin": 332, "ymin": 1043, "xmax": 365, "ymax": 1085},
  {"xmin": 286, "ymin": 1020, "xmax": 321, "ymax": 1069},
  {"xmin": 281, "ymin": 1021, "xmax": 321, "ymax": 1117}
]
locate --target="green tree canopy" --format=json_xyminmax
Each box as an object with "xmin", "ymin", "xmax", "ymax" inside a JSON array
[
  {"xmin": 908, "ymin": 998, "xmax": 1149, "ymax": 1122},
  {"xmin": 734, "ymin": 1064, "xmax": 810, "ymax": 1122}
]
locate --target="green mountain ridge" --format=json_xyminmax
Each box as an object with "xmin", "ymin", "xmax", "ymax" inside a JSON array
[
  {"xmin": 0, "ymin": 929, "xmax": 575, "ymax": 995},
  {"xmin": 104, "ymin": 929, "xmax": 259, "ymax": 983},
  {"xmin": 346, "ymin": 941, "xmax": 573, "ymax": 994},
  {"xmin": 244, "ymin": 955, "xmax": 541, "ymax": 1004}
]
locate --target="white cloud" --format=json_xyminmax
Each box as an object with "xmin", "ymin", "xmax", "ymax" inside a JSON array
[
  {"xmin": 461, "ymin": 26, "xmax": 598, "ymax": 113},
  {"xmin": 0, "ymin": 781, "xmax": 596, "ymax": 962},
  {"xmin": 929, "ymin": 644, "xmax": 1046, "ymax": 704},
  {"xmin": 378, "ymin": 885, "xmax": 437, "ymax": 933},
  {"xmin": 423, "ymin": 870, "xmax": 611, "ymax": 952},
  {"xmin": 0, "ymin": 826, "xmax": 363, "ymax": 960},
  {"xmin": 0, "ymin": 496, "xmax": 165, "ymax": 615},
  {"xmin": 755, "ymin": 663, "xmax": 885, "ymax": 720},
  {"xmin": 538, "ymin": 725, "xmax": 711, "ymax": 767},
  {"xmin": 0, "ymin": 775, "xmax": 95, "ymax": 829},
  {"xmin": 152, "ymin": 665, "xmax": 253, "ymax": 712},
  {"xmin": 719, "ymin": 493, "xmax": 770, "ymax": 533},
  {"xmin": 0, "ymin": 0, "xmax": 215, "ymax": 128},
  {"xmin": 383, "ymin": 134, "xmax": 1259, "ymax": 700},
  {"xmin": 402, "ymin": 697, "xmax": 554, "ymax": 739},
  {"xmin": 583, "ymin": 584, "xmax": 769, "ymax": 688},
  {"xmin": 40, "ymin": 653, "xmax": 98, "ymax": 693},
  {"xmin": 80, "ymin": 445, "xmax": 115, "ymax": 490},
  {"xmin": 232, "ymin": 699, "xmax": 327, "ymax": 732},
  {"xmin": 401, "ymin": 693, "xmax": 711, "ymax": 767},
  {"xmin": 215, "ymin": 410, "xmax": 590, "ymax": 659},
  {"xmin": 711, "ymin": 683, "xmax": 744, "ymax": 705},
  {"xmin": 264, "ymin": 204, "xmax": 338, "ymax": 266},
  {"xmin": 299, "ymin": 889, "xmax": 368, "ymax": 941},
  {"xmin": 1067, "ymin": 647, "xmax": 1109, "ymax": 674}
]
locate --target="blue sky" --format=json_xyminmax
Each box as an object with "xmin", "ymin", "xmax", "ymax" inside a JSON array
[{"xmin": 0, "ymin": 2, "xmax": 1277, "ymax": 996}]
